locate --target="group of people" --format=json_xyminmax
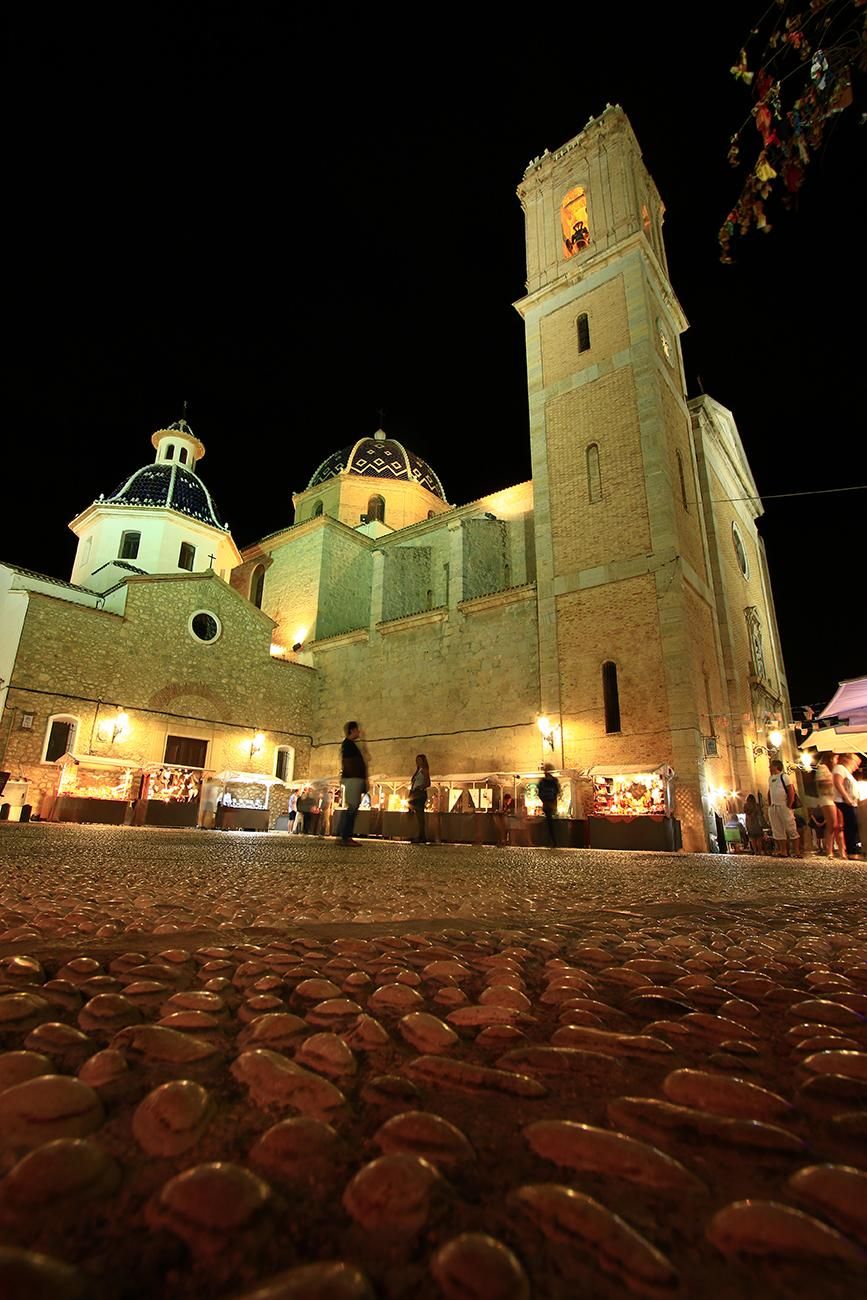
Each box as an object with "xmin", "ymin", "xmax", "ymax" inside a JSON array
[{"xmin": 742, "ymin": 752, "xmax": 863, "ymax": 859}]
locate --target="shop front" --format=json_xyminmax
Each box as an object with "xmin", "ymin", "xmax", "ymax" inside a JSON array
[
  {"xmin": 52, "ymin": 755, "xmax": 138, "ymax": 825},
  {"xmin": 134, "ymin": 764, "xmax": 203, "ymax": 827},
  {"xmin": 213, "ymin": 771, "xmax": 284, "ymax": 831},
  {"xmin": 587, "ymin": 765, "xmax": 681, "ymax": 851}
]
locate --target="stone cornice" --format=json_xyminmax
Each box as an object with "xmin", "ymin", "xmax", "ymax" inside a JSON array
[
  {"xmin": 458, "ymin": 583, "xmax": 536, "ymax": 615},
  {"xmin": 376, "ymin": 607, "xmax": 448, "ymax": 635},
  {"xmin": 308, "ymin": 627, "xmax": 369, "ymax": 651}
]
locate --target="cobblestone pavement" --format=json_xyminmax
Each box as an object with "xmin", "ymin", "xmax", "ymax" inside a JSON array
[{"xmin": 1, "ymin": 823, "xmax": 866, "ymax": 1300}]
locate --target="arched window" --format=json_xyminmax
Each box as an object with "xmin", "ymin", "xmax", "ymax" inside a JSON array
[
  {"xmin": 602, "ymin": 661, "xmax": 621, "ymax": 734},
  {"xmin": 586, "ymin": 443, "xmax": 602, "ymax": 503},
  {"xmin": 312, "ymin": 501, "xmax": 323, "ymax": 518},
  {"xmin": 676, "ymin": 450, "xmax": 689, "ymax": 510},
  {"xmin": 164, "ymin": 443, "xmax": 175, "ymax": 461},
  {"xmin": 251, "ymin": 565, "xmax": 266, "ymax": 610},
  {"xmin": 275, "ymin": 745, "xmax": 295, "ymax": 783},
  {"xmin": 367, "ymin": 495, "xmax": 385, "ymax": 523},
  {"xmin": 427, "ymin": 510, "xmax": 436, "ymax": 519},
  {"xmin": 119, "ymin": 531, "xmax": 140, "ymax": 560},
  {"xmin": 577, "ymin": 313, "xmax": 591, "ymax": 353},
  {"xmin": 42, "ymin": 714, "xmax": 79, "ymax": 763},
  {"xmin": 178, "ymin": 447, "xmax": 188, "ymax": 465}
]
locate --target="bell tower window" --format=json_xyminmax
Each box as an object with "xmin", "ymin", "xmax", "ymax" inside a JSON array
[
  {"xmin": 164, "ymin": 443, "xmax": 175, "ymax": 461},
  {"xmin": 367, "ymin": 495, "xmax": 385, "ymax": 524},
  {"xmin": 178, "ymin": 542, "xmax": 196, "ymax": 571},
  {"xmin": 586, "ymin": 443, "xmax": 602, "ymax": 504},
  {"xmin": 577, "ymin": 313, "xmax": 591, "ymax": 353},
  {"xmin": 178, "ymin": 447, "xmax": 188, "ymax": 464},
  {"xmin": 312, "ymin": 501, "xmax": 323, "ymax": 518},
  {"xmin": 676, "ymin": 450, "xmax": 689, "ymax": 510}
]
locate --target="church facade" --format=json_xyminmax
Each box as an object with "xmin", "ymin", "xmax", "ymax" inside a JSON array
[{"xmin": 0, "ymin": 108, "xmax": 791, "ymax": 849}]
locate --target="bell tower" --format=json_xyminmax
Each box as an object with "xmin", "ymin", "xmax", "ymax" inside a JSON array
[{"xmin": 515, "ymin": 106, "xmax": 726, "ymax": 850}]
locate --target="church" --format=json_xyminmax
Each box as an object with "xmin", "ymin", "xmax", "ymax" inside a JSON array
[{"xmin": 0, "ymin": 107, "xmax": 791, "ymax": 851}]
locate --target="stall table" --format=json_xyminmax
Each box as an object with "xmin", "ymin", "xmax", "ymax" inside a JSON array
[
  {"xmin": 54, "ymin": 796, "xmax": 131, "ymax": 825},
  {"xmin": 215, "ymin": 805, "xmax": 270, "ymax": 831}
]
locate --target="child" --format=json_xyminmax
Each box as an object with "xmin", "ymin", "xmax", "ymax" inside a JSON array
[{"xmin": 743, "ymin": 794, "xmax": 764, "ymax": 855}]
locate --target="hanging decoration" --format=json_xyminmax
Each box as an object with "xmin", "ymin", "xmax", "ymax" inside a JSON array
[{"xmin": 719, "ymin": 0, "xmax": 866, "ymax": 262}]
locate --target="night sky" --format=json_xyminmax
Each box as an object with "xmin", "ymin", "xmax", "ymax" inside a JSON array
[{"xmin": 2, "ymin": 6, "xmax": 864, "ymax": 714}]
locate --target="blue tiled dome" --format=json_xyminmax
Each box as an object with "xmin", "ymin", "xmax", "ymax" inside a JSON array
[
  {"xmin": 308, "ymin": 431, "xmax": 446, "ymax": 501},
  {"xmin": 103, "ymin": 462, "xmax": 227, "ymax": 528}
]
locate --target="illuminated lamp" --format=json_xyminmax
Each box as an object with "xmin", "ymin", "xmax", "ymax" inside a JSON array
[
  {"xmin": 249, "ymin": 732, "xmax": 265, "ymax": 758},
  {"xmin": 800, "ymin": 751, "xmax": 814, "ymax": 771},
  {"xmin": 99, "ymin": 710, "xmax": 129, "ymax": 744},
  {"xmin": 767, "ymin": 728, "xmax": 784, "ymax": 749},
  {"xmin": 537, "ymin": 715, "xmax": 560, "ymax": 751}
]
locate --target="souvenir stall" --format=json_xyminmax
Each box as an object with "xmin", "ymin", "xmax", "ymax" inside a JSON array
[
  {"xmin": 52, "ymin": 754, "xmax": 138, "ymax": 825},
  {"xmin": 587, "ymin": 765, "xmax": 681, "ymax": 850},
  {"xmin": 213, "ymin": 771, "xmax": 282, "ymax": 831},
  {"xmin": 363, "ymin": 771, "xmax": 586, "ymax": 846},
  {"xmin": 135, "ymin": 764, "xmax": 203, "ymax": 827}
]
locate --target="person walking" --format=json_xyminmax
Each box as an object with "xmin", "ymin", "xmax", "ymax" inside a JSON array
[
  {"xmin": 408, "ymin": 754, "xmax": 431, "ymax": 843},
  {"xmin": 767, "ymin": 759, "xmax": 800, "ymax": 858},
  {"xmin": 317, "ymin": 785, "xmax": 333, "ymax": 837},
  {"xmin": 743, "ymin": 793, "xmax": 764, "ymax": 854},
  {"xmin": 815, "ymin": 751, "xmax": 844, "ymax": 858},
  {"xmin": 833, "ymin": 753, "xmax": 862, "ymax": 859},
  {"xmin": 538, "ymin": 763, "xmax": 561, "ymax": 847},
  {"xmin": 337, "ymin": 721, "xmax": 367, "ymax": 846}
]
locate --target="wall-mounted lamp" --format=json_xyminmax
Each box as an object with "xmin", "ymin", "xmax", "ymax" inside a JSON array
[
  {"xmin": 537, "ymin": 715, "xmax": 561, "ymax": 751},
  {"xmin": 767, "ymin": 728, "xmax": 784, "ymax": 750},
  {"xmin": 98, "ymin": 710, "xmax": 129, "ymax": 744},
  {"xmin": 292, "ymin": 642, "xmax": 304, "ymax": 653},
  {"xmin": 249, "ymin": 732, "xmax": 265, "ymax": 758},
  {"xmin": 799, "ymin": 751, "xmax": 814, "ymax": 771}
]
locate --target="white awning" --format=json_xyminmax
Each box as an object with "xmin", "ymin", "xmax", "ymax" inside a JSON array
[
  {"xmin": 820, "ymin": 676, "xmax": 867, "ymax": 726},
  {"xmin": 799, "ymin": 727, "xmax": 867, "ymax": 753},
  {"xmin": 213, "ymin": 770, "xmax": 285, "ymax": 787}
]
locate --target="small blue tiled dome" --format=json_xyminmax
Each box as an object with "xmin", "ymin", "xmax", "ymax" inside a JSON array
[{"xmin": 103, "ymin": 462, "xmax": 226, "ymax": 528}]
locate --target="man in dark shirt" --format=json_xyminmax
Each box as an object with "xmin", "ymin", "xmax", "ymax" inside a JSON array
[
  {"xmin": 538, "ymin": 763, "xmax": 561, "ymax": 846},
  {"xmin": 338, "ymin": 720, "xmax": 367, "ymax": 846}
]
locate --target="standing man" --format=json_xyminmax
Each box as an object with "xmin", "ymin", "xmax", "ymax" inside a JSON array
[
  {"xmin": 767, "ymin": 759, "xmax": 800, "ymax": 858},
  {"xmin": 338, "ymin": 720, "xmax": 367, "ymax": 847},
  {"xmin": 538, "ymin": 763, "xmax": 561, "ymax": 847}
]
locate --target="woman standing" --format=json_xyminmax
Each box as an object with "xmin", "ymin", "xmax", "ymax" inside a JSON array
[
  {"xmin": 833, "ymin": 753, "xmax": 862, "ymax": 859},
  {"xmin": 408, "ymin": 754, "xmax": 431, "ymax": 844},
  {"xmin": 743, "ymin": 794, "xmax": 764, "ymax": 854},
  {"xmin": 815, "ymin": 752, "xmax": 845, "ymax": 859}
]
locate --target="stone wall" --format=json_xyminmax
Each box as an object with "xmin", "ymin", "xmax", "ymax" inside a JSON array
[
  {"xmin": 308, "ymin": 590, "xmax": 541, "ymax": 782},
  {"xmin": 382, "ymin": 546, "xmax": 433, "ymax": 622},
  {"xmin": 545, "ymin": 365, "xmax": 653, "ymax": 575},
  {"xmin": 462, "ymin": 519, "xmax": 509, "ymax": 601},
  {"xmin": 2, "ymin": 574, "xmax": 315, "ymax": 814},
  {"xmin": 318, "ymin": 529, "xmax": 371, "ymax": 637}
]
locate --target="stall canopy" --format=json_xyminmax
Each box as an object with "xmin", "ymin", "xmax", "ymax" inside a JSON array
[
  {"xmin": 819, "ymin": 676, "xmax": 867, "ymax": 730},
  {"xmin": 799, "ymin": 677, "xmax": 867, "ymax": 754}
]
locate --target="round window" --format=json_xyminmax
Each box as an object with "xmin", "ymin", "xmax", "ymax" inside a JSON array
[
  {"xmin": 189, "ymin": 610, "xmax": 221, "ymax": 643},
  {"xmin": 732, "ymin": 524, "xmax": 749, "ymax": 579}
]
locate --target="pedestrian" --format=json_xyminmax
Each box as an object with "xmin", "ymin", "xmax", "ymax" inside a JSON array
[
  {"xmin": 815, "ymin": 751, "xmax": 843, "ymax": 858},
  {"xmin": 291, "ymin": 788, "xmax": 306, "ymax": 834},
  {"xmin": 337, "ymin": 720, "xmax": 367, "ymax": 846},
  {"xmin": 538, "ymin": 763, "xmax": 561, "ymax": 846},
  {"xmin": 408, "ymin": 753, "xmax": 431, "ymax": 843},
  {"xmin": 767, "ymin": 759, "xmax": 800, "ymax": 858},
  {"xmin": 833, "ymin": 752, "xmax": 862, "ymax": 858},
  {"xmin": 317, "ymin": 785, "xmax": 333, "ymax": 837},
  {"xmin": 743, "ymin": 793, "xmax": 764, "ymax": 854}
]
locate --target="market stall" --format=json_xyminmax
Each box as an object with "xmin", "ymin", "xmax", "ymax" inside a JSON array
[
  {"xmin": 52, "ymin": 755, "xmax": 137, "ymax": 825},
  {"xmin": 352, "ymin": 771, "xmax": 587, "ymax": 846},
  {"xmin": 135, "ymin": 764, "xmax": 203, "ymax": 827},
  {"xmin": 587, "ymin": 765, "xmax": 681, "ymax": 850},
  {"xmin": 213, "ymin": 770, "xmax": 283, "ymax": 831}
]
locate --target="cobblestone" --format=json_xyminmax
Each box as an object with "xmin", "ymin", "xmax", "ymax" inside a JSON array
[{"xmin": 0, "ymin": 823, "xmax": 866, "ymax": 1299}]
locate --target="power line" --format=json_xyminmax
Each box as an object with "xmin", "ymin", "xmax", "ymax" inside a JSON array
[{"xmin": 711, "ymin": 484, "xmax": 867, "ymax": 506}]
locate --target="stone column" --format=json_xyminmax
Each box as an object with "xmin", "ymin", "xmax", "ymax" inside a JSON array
[{"xmin": 369, "ymin": 549, "xmax": 385, "ymax": 631}]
